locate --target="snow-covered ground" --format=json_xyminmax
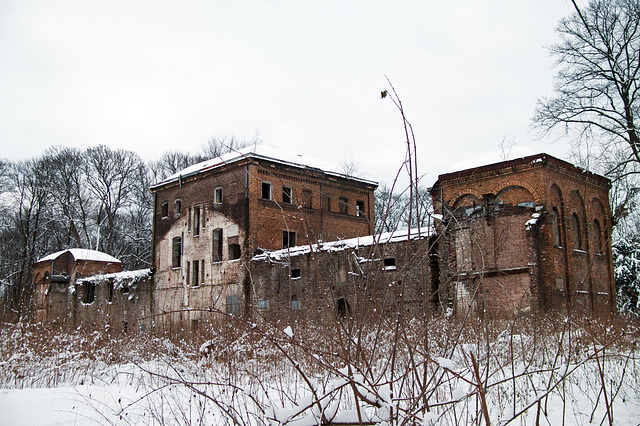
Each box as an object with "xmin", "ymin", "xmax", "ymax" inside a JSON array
[{"xmin": 2, "ymin": 318, "xmax": 640, "ymax": 425}]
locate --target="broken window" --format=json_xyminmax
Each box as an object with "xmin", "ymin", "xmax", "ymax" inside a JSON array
[
  {"xmin": 192, "ymin": 260, "xmax": 199, "ymax": 287},
  {"xmin": 291, "ymin": 268, "xmax": 301, "ymax": 279},
  {"xmin": 213, "ymin": 228, "xmax": 223, "ymax": 262},
  {"xmin": 174, "ymin": 199, "xmax": 181, "ymax": 216},
  {"xmin": 193, "ymin": 207, "xmax": 200, "ymax": 236},
  {"xmin": 356, "ymin": 200, "xmax": 365, "ymax": 217},
  {"xmin": 214, "ymin": 187, "xmax": 223, "ymax": 204},
  {"xmin": 228, "ymin": 243, "xmax": 241, "ymax": 260},
  {"xmin": 261, "ymin": 182, "xmax": 272, "ymax": 200},
  {"xmin": 290, "ymin": 295, "xmax": 301, "ymax": 310},
  {"xmin": 161, "ymin": 202, "xmax": 169, "ymax": 218},
  {"xmin": 282, "ymin": 186, "xmax": 292, "ymax": 204},
  {"xmin": 283, "ymin": 231, "xmax": 296, "ymax": 249},
  {"xmin": 226, "ymin": 294, "xmax": 240, "ymax": 316},
  {"xmin": 572, "ymin": 213, "xmax": 582, "ymax": 250},
  {"xmin": 83, "ymin": 281, "xmax": 96, "ymax": 304},
  {"xmin": 172, "ymin": 236, "xmax": 182, "ymax": 268},
  {"xmin": 339, "ymin": 197, "xmax": 349, "ymax": 214}
]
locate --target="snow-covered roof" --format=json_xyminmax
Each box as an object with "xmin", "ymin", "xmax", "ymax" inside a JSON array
[
  {"xmin": 151, "ymin": 145, "xmax": 378, "ymax": 189},
  {"xmin": 36, "ymin": 249, "xmax": 121, "ymax": 264},
  {"xmin": 78, "ymin": 269, "xmax": 151, "ymax": 287},
  {"xmin": 252, "ymin": 227, "xmax": 432, "ymax": 262}
]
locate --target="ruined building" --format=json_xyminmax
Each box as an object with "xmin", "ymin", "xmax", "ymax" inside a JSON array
[{"xmin": 33, "ymin": 149, "xmax": 616, "ymax": 331}]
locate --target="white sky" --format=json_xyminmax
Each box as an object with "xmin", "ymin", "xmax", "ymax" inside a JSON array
[{"xmin": 0, "ymin": 0, "xmax": 582, "ymax": 187}]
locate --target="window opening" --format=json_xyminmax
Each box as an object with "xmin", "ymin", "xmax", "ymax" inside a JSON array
[
  {"xmin": 261, "ymin": 182, "xmax": 272, "ymax": 200},
  {"xmin": 193, "ymin": 207, "xmax": 200, "ymax": 236},
  {"xmin": 258, "ymin": 300, "xmax": 269, "ymax": 309},
  {"xmin": 291, "ymin": 268, "xmax": 301, "ymax": 278},
  {"xmin": 282, "ymin": 186, "xmax": 292, "ymax": 204},
  {"xmin": 186, "ymin": 261, "xmax": 190, "ymax": 284},
  {"xmin": 214, "ymin": 187, "xmax": 223, "ymax": 204},
  {"xmin": 106, "ymin": 280, "xmax": 113, "ymax": 302},
  {"xmin": 201, "ymin": 206, "xmax": 206, "ymax": 229},
  {"xmin": 83, "ymin": 282, "xmax": 96, "ymax": 304},
  {"xmin": 383, "ymin": 258, "xmax": 396, "ymax": 270},
  {"xmin": 337, "ymin": 297, "xmax": 351, "ymax": 317},
  {"xmin": 226, "ymin": 294, "xmax": 240, "ymax": 316},
  {"xmin": 213, "ymin": 228, "xmax": 223, "ymax": 262},
  {"xmin": 228, "ymin": 243, "xmax": 241, "ymax": 260},
  {"xmin": 283, "ymin": 231, "xmax": 296, "ymax": 249},
  {"xmin": 593, "ymin": 219, "xmax": 602, "ymax": 253},
  {"xmin": 172, "ymin": 237, "xmax": 182, "ymax": 268},
  {"xmin": 356, "ymin": 200, "xmax": 365, "ymax": 217},
  {"xmin": 572, "ymin": 213, "xmax": 581, "ymax": 250},
  {"xmin": 174, "ymin": 199, "xmax": 181, "ymax": 216},
  {"xmin": 302, "ymin": 189, "xmax": 312, "ymax": 208},
  {"xmin": 339, "ymin": 197, "xmax": 349, "ymax": 214},
  {"xmin": 161, "ymin": 202, "xmax": 169, "ymax": 218},
  {"xmin": 192, "ymin": 260, "xmax": 199, "ymax": 287},
  {"xmin": 290, "ymin": 295, "xmax": 301, "ymax": 310},
  {"xmin": 191, "ymin": 319, "xmax": 199, "ymax": 332},
  {"xmin": 188, "ymin": 207, "xmax": 192, "ymax": 231},
  {"xmin": 551, "ymin": 207, "xmax": 561, "ymax": 246},
  {"xmin": 201, "ymin": 259, "xmax": 205, "ymax": 283}
]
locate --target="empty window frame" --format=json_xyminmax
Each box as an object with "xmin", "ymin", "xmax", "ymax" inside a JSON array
[
  {"xmin": 201, "ymin": 206, "xmax": 206, "ymax": 230},
  {"xmin": 383, "ymin": 258, "xmax": 397, "ymax": 270},
  {"xmin": 228, "ymin": 243, "xmax": 241, "ymax": 260},
  {"xmin": 212, "ymin": 228, "xmax": 223, "ymax": 262},
  {"xmin": 106, "ymin": 280, "xmax": 113, "ymax": 303},
  {"xmin": 174, "ymin": 199, "xmax": 182, "ymax": 216},
  {"xmin": 283, "ymin": 231, "xmax": 296, "ymax": 249},
  {"xmin": 226, "ymin": 294, "xmax": 240, "ymax": 316},
  {"xmin": 356, "ymin": 200, "xmax": 365, "ymax": 217},
  {"xmin": 214, "ymin": 187, "xmax": 223, "ymax": 204},
  {"xmin": 337, "ymin": 297, "xmax": 351, "ymax": 317},
  {"xmin": 83, "ymin": 281, "xmax": 96, "ymax": 304},
  {"xmin": 201, "ymin": 260, "xmax": 205, "ymax": 283},
  {"xmin": 186, "ymin": 261, "xmax": 190, "ymax": 284},
  {"xmin": 192, "ymin": 260, "xmax": 199, "ymax": 287},
  {"xmin": 290, "ymin": 295, "xmax": 301, "ymax": 310},
  {"xmin": 261, "ymin": 182, "xmax": 272, "ymax": 200},
  {"xmin": 282, "ymin": 186, "xmax": 293, "ymax": 204},
  {"xmin": 193, "ymin": 207, "xmax": 200, "ymax": 236},
  {"xmin": 339, "ymin": 197, "xmax": 349, "ymax": 214},
  {"xmin": 571, "ymin": 213, "xmax": 582, "ymax": 250},
  {"xmin": 188, "ymin": 207, "xmax": 192, "ymax": 231},
  {"xmin": 291, "ymin": 268, "xmax": 301, "ymax": 279},
  {"xmin": 172, "ymin": 237, "xmax": 182, "ymax": 268},
  {"xmin": 161, "ymin": 202, "xmax": 169, "ymax": 218}
]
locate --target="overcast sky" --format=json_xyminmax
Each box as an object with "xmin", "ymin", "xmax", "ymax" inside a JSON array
[{"xmin": 0, "ymin": 1, "xmax": 581, "ymax": 187}]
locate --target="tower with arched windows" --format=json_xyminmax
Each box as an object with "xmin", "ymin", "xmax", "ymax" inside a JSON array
[{"xmin": 432, "ymin": 153, "xmax": 615, "ymax": 317}]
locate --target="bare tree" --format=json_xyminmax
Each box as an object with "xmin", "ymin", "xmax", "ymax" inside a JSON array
[{"xmin": 534, "ymin": 0, "xmax": 640, "ymax": 223}]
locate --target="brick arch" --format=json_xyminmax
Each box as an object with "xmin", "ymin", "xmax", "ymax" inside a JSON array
[
  {"xmin": 568, "ymin": 190, "xmax": 587, "ymax": 250},
  {"xmin": 549, "ymin": 183, "xmax": 564, "ymax": 206},
  {"xmin": 493, "ymin": 180, "xmax": 541, "ymax": 204},
  {"xmin": 495, "ymin": 185, "xmax": 534, "ymax": 205},
  {"xmin": 448, "ymin": 189, "xmax": 483, "ymax": 207}
]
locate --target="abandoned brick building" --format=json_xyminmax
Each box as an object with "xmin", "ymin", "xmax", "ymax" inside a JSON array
[{"xmin": 33, "ymin": 149, "xmax": 616, "ymax": 331}]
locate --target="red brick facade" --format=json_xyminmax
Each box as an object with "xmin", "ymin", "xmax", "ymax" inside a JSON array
[{"xmin": 432, "ymin": 154, "xmax": 615, "ymax": 317}]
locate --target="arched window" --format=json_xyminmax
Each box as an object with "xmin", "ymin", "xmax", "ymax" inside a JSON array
[
  {"xmin": 213, "ymin": 228, "xmax": 223, "ymax": 262},
  {"xmin": 337, "ymin": 298, "xmax": 351, "ymax": 317},
  {"xmin": 571, "ymin": 213, "xmax": 582, "ymax": 250},
  {"xmin": 593, "ymin": 219, "xmax": 602, "ymax": 254},
  {"xmin": 551, "ymin": 207, "xmax": 561, "ymax": 246}
]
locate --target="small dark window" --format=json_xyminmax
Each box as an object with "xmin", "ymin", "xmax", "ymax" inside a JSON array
[
  {"xmin": 383, "ymin": 258, "xmax": 396, "ymax": 270},
  {"xmin": 228, "ymin": 243, "xmax": 241, "ymax": 260},
  {"xmin": 172, "ymin": 237, "xmax": 182, "ymax": 268},
  {"xmin": 283, "ymin": 231, "xmax": 296, "ymax": 249},
  {"xmin": 339, "ymin": 197, "xmax": 349, "ymax": 214},
  {"xmin": 261, "ymin": 182, "xmax": 272, "ymax": 200},
  {"xmin": 186, "ymin": 261, "xmax": 190, "ymax": 283},
  {"xmin": 188, "ymin": 207, "xmax": 192, "ymax": 231},
  {"xmin": 213, "ymin": 228, "xmax": 223, "ymax": 262},
  {"xmin": 83, "ymin": 281, "xmax": 95, "ymax": 304},
  {"xmin": 192, "ymin": 261, "xmax": 199, "ymax": 287},
  {"xmin": 174, "ymin": 199, "xmax": 181, "ymax": 216},
  {"xmin": 161, "ymin": 202, "xmax": 169, "ymax": 218},
  {"xmin": 226, "ymin": 294, "xmax": 240, "ymax": 316},
  {"xmin": 337, "ymin": 297, "xmax": 351, "ymax": 317},
  {"xmin": 283, "ymin": 186, "xmax": 292, "ymax": 204},
  {"xmin": 290, "ymin": 295, "xmax": 301, "ymax": 310},
  {"xmin": 120, "ymin": 286, "xmax": 130, "ymax": 294},
  {"xmin": 106, "ymin": 281, "xmax": 113, "ymax": 302},
  {"xmin": 356, "ymin": 200, "xmax": 365, "ymax": 217},
  {"xmin": 551, "ymin": 207, "xmax": 561, "ymax": 247},
  {"xmin": 201, "ymin": 206, "xmax": 206, "ymax": 229},
  {"xmin": 193, "ymin": 207, "xmax": 200, "ymax": 236},
  {"xmin": 291, "ymin": 268, "xmax": 301, "ymax": 278},
  {"xmin": 191, "ymin": 319, "xmax": 199, "ymax": 332},
  {"xmin": 201, "ymin": 260, "xmax": 205, "ymax": 283},
  {"xmin": 214, "ymin": 187, "xmax": 223, "ymax": 204}
]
